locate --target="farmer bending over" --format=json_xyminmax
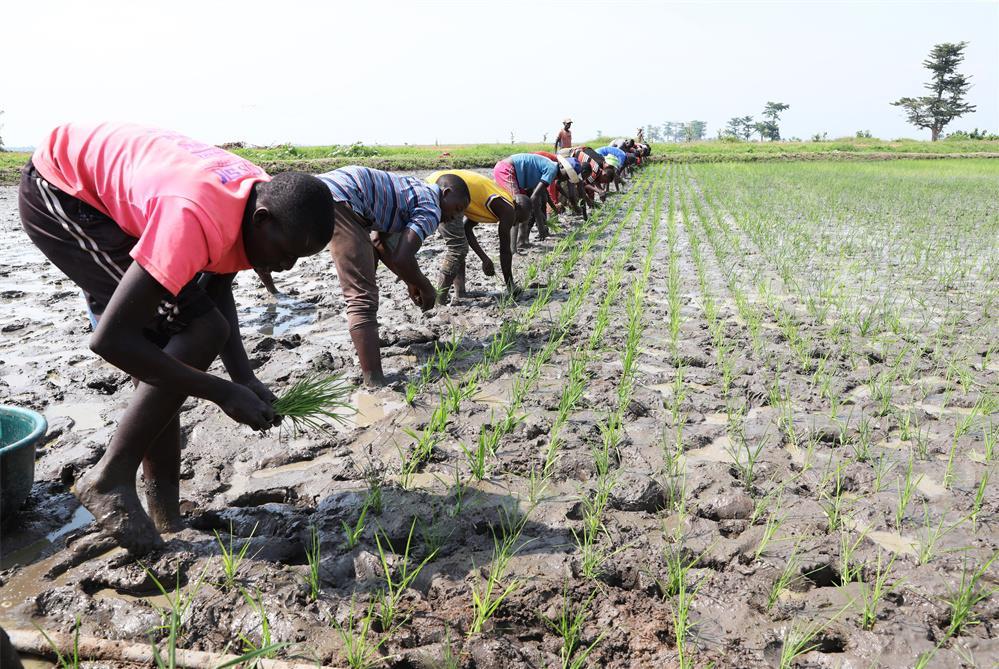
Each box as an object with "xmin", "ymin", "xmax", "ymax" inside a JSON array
[
  {"xmin": 597, "ymin": 145, "xmax": 629, "ymax": 190},
  {"xmin": 426, "ymin": 170, "xmax": 531, "ymax": 302},
  {"xmin": 493, "ymin": 153, "xmax": 565, "ymax": 251},
  {"xmin": 318, "ymin": 166, "xmax": 469, "ymax": 387},
  {"xmin": 19, "ymin": 122, "xmax": 336, "ymax": 554}
]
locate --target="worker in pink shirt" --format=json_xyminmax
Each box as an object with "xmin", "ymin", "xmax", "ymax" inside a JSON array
[{"xmin": 19, "ymin": 122, "xmax": 337, "ymax": 554}]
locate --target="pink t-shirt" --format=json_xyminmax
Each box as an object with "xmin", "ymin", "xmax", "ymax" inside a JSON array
[{"xmin": 32, "ymin": 122, "xmax": 269, "ymax": 296}]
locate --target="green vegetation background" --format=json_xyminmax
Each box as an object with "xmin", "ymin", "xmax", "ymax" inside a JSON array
[{"xmin": 3, "ymin": 137, "xmax": 998, "ymax": 184}]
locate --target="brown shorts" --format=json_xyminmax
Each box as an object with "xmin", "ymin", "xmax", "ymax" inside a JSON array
[
  {"xmin": 329, "ymin": 202, "xmax": 405, "ymax": 332},
  {"xmin": 18, "ymin": 160, "xmax": 216, "ymax": 345}
]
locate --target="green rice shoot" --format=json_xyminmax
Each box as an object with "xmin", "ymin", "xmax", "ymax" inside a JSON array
[{"xmin": 273, "ymin": 374, "xmax": 354, "ymax": 435}]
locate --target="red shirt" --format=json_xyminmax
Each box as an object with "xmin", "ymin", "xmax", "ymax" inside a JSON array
[{"xmin": 32, "ymin": 122, "xmax": 268, "ymax": 296}]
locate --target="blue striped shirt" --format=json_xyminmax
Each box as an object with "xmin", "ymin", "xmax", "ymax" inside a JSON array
[{"xmin": 317, "ymin": 166, "xmax": 443, "ymax": 240}]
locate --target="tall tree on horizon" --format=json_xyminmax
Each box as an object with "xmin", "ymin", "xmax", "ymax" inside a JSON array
[
  {"xmin": 759, "ymin": 102, "xmax": 790, "ymax": 141},
  {"xmin": 892, "ymin": 41, "xmax": 976, "ymax": 141}
]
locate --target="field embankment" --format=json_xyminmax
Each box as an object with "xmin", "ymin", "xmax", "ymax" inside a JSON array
[{"xmin": 3, "ymin": 137, "xmax": 999, "ymax": 184}]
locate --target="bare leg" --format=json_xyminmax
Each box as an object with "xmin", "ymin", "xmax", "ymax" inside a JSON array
[
  {"xmin": 142, "ymin": 415, "xmax": 183, "ymax": 533},
  {"xmin": 351, "ymin": 324, "xmax": 386, "ymax": 387},
  {"xmin": 75, "ymin": 309, "xmax": 228, "ymax": 554}
]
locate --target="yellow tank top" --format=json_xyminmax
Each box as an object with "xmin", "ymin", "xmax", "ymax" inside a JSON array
[{"xmin": 426, "ymin": 170, "xmax": 512, "ymax": 224}]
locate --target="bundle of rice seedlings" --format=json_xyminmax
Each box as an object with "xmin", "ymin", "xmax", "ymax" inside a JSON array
[{"xmin": 273, "ymin": 374, "xmax": 354, "ymax": 434}]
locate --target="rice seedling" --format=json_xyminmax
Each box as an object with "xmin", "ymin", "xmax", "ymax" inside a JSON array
[
  {"xmin": 857, "ymin": 551, "xmax": 899, "ymax": 630},
  {"xmin": 273, "ymin": 374, "xmax": 353, "ymax": 434},
  {"xmin": 304, "ymin": 524, "xmax": 322, "ymax": 601},
  {"xmin": 871, "ymin": 454, "xmax": 895, "ymax": 493},
  {"xmin": 214, "ymin": 521, "xmax": 258, "ymax": 591},
  {"xmin": 838, "ymin": 527, "xmax": 867, "ymax": 585},
  {"xmin": 374, "ymin": 518, "xmax": 437, "ymax": 632},
  {"xmin": 894, "ymin": 456, "xmax": 922, "ymax": 530},
  {"xmin": 943, "ymin": 552, "xmax": 998, "ymax": 637},
  {"xmin": 341, "ymin": 499, "xmax": 369, "ymax": 550},
  {"xmin": 970, "ymin": 468, "xmax": 990, "ymax": 529},
  {"xmin": 778, "ymin": 603, "xmax": 851, "ymax": 669},
  {"xmin": 767, "ymin": 545, "xmax": 801, "ymax": 611},
  {"xmin": 754, "ymin": 500, "xmax": 786, "ymax": 561},
  {"xmin": 143, "ymin": 564, "xmax": 209, "ymax": 669},
  {"xmin": 725, "ymin": 429, "xmax": 768, "ymax": 494},
  {"xmin": 34, "ymin": 616, "xmax": 81, "ymax": 669},
  {"xmin": 541, "ymin": 585, "xmax": 606, "ymax": 669},
  {"xmin": 915, "ymin": 504, "xmax": 963, "ymax": 566},
  {"xmin": 333, "ymin": 597, "xmax": 387, "ymax": 669},
  {"xmin": 237, "ymin": 587, "xmax": 284, "ymax": 660},
  {"xmin": 468, "ymin": 509, "xmax": 528, "ymax": 636}
]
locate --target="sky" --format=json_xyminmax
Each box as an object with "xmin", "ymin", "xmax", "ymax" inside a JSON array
[{"xmin": 2, "ymin": 1, "xmax": 997, "ymax": 148}]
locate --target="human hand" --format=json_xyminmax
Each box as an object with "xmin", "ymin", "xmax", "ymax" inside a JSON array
[
  {"xmin": 242, "ymin": 377, "xmax": 282, "ymax": 426},
  {"xmin": 481, "ymin": 258, "xmax": 496, "ymax": 276},
  {"xmin": 217, "ymin": 383, "xmax": 276, "ymax": 430}
]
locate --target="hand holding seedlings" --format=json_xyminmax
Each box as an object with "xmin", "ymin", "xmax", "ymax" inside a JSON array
[{"xmin": 273, "ymin": 374, "xmax": 354, "ymax": 434}]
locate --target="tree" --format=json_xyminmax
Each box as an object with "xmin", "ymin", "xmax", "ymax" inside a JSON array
[
  {"xmin": 760, "ymin": 102, "xmax": 790, "ymax": 140},
  {"xmin": 892, "ymin": 41, "xmax": 976, "ymax": 141},
  {"xmin": 724, "ymin": 115, "xmax": 755, "ymax": 140},
  {"xmin": 724, "ymin": 117, "xmax": 742, "ymax": 138},
  {"xmin": 683, "ymin": 120, "xmax": 707, "ymax": 142},
  {"xmin": 754, "ymin": 120, "xmax": 778, "ymax": 142}
]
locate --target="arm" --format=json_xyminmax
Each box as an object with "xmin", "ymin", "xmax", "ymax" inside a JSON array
[
  {"xmin": 371, "ymin": 229, "xmax": 436, "ymax": 309},
  {"xmin": 464, "ymin": 219, "xmax": 493, "ymax": 271},
  {"xmin": 489, "ymin": 199, "xmax": 517, "ymax": 291},
  {"xmin": 254, "ymin": 269, "xmax": 279, "ymax": 295},
  {"xmin": 90, "ymin": 264, "xmax": 274, "ymax": 429},
  {"xmin": 531, "ymin": 180, "xmax": 556, "ymax": 211},
  {"xmin": 202, "ymin": 273, "xmax": 276, "ymax": 404}
]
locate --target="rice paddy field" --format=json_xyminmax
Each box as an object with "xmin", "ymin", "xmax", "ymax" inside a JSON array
[{"xmin": 0, "ymin": 158, "xmax": 997, "ymax": 668}]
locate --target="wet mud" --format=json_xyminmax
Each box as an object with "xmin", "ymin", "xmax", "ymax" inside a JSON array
[{"xmin": 1, "ymin": 164, "xmax": 996, "ymax": 668}]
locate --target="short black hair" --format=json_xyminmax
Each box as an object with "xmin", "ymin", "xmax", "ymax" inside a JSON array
[
  {"xmin": 435, "ymin": 173, "xmax": 471, "ymax": 205},
  {"xmin": 258, "ymin": 171, "xmax": 336, "ymax": 251}
]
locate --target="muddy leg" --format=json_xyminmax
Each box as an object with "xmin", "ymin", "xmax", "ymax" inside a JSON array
[
  {"xmin": 142, "ymin": 415, "xmax": 183, "ymax": 533},
  {"xmin": 75, "ymin": 309, "xmax": 228, "ymax": 555}
]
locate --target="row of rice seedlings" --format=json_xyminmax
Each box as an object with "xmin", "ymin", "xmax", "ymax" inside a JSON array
[
  {"xmin": 399, "ymin": 180, "xmax": 644, "ymax": 487},
  {"xmin": 572, "ymin": 176, "xmax": 664, "ymax": 582},
  {"xmin": 540, "ymin": 585, "xmax": 606, "ymax": 669},
  {"xmin": 403, "ymin": 329, "xmax": 463, "ymax": 405}
]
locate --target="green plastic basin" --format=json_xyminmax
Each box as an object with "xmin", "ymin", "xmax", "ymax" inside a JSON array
[{"xmin": 0, "ymin": 405, "xmax": 47, "ymax": 521}]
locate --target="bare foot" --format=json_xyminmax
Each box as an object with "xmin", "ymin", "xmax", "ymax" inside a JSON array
[
  {"xmin": 75, "ymin": 471, "xmax": 164, "ymax": 555},
  {"xmin": 145, "ymin": 481, "xmax": 185, "ymax": 534}
]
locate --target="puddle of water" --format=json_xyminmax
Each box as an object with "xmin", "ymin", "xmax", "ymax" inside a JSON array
[
  {"xmin": 702, "ymin": 412, "xmax": 727, "ymax": 426},
  {"xmin": 243, "ymin": 297, "xmax": 317, "ymax": 337},
  {"xmin": 249, "ymin": 450, "xmax": 341, "ymax": 479},
  {"xmin": 686, "ymin": 436, "xmax": 736, "ymax": 464},
  {"xmin": 45, "ymin": 402, "xmax": 106, "ymax": 431},
  {"xmin": 350, "ymin": 391, "xmax": 405, "ymax": 429},
  {"xmin": 0, "ymin": 506, "xmax": 95, "ymax": 571},
  {"xmin": 867, "ymin": 531, "xmax": 918, "ymax": 556},
  {"xmin": 0, "ymin": 555, "xmax": 68, "ymax": 626},
  {"xmin": 916, "ymin": 476, "xmax": 947, "ymax": 499}
]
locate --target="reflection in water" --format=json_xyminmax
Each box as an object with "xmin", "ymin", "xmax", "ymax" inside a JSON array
[{"xmin": 241, "ymin": 295, "xmax": 318, "ymax": 336}]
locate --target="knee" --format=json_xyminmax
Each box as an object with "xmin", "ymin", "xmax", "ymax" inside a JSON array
[
  {"xmin": 193, "ymin": 308, "xmax": 230, "ymax": 352},
  {"xmin": 346, "ymin": 293, "xmax": 379, "ymax": 332}
]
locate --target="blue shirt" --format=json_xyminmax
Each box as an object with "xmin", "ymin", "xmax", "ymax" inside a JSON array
[
  {"xmin": 509, "ymin": 154, "xmax": 559, "ymax": 190},
  {"xmin": 318, "ymin": 166, "xmax": 443, "ymax": 240},
  {"xmin": 597, "ymin": 146, "xmax": 628, "ymax": 167}
]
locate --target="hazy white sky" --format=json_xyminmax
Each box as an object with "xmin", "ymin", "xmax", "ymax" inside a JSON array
[{"xmin": 3, "ymin": 1, "xmax": 997, "ymax": 147}]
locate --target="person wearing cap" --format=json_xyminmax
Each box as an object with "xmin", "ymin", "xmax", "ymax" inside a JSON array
[
  {"xmin": 425, "ymin": 169, "xmax": 532, "ymax": 302},
  {"xmin": 554, "ymin": 118, "xmax": 573, "ymax": 151}
]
